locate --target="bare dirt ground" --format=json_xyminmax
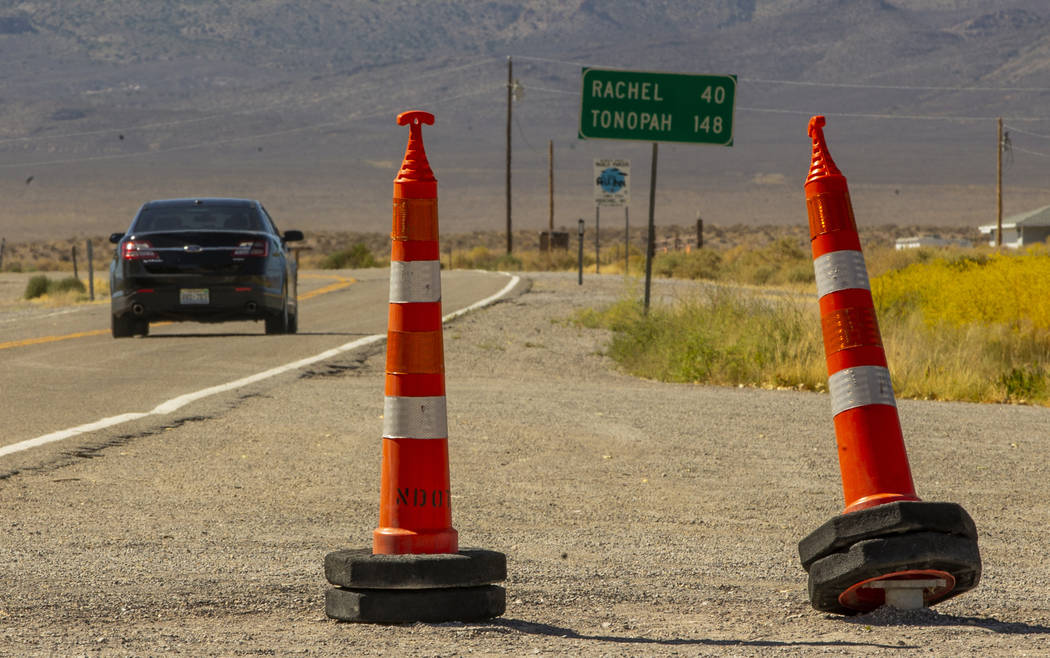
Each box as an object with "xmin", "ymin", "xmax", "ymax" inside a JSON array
[{"xmin": 0, "ymin": 273, "xmax": 1048, "ymax": 656}]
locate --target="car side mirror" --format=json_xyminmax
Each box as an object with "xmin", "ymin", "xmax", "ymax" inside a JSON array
[
  {"xmin": 283, "ymin": 230, "xmax": 304, "ymax": 242},
  {"xmin": 109, "ymin": 232, "xmax": 124, "ymax": 244}
]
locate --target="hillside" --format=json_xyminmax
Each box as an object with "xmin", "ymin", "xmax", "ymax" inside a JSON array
[{"xmin": 2, "ymin": 0, "xmax": 1050, "ymax": 243}]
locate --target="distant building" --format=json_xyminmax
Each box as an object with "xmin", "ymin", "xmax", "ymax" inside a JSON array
[
  {"xmin": 894, "ymin": 235, "xmax": 971, "ymax": 250},
  {"xmin": 978, "ymin": 205, "xmax": 1050, "ymax": 248}
]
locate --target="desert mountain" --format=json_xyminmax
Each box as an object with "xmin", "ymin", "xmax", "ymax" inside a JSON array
[{"xmin": 2, "ymin": 0, "xmax": 1049, "ymax": 242}]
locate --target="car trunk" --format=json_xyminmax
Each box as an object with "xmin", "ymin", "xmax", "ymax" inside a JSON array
[{"xmin": 127, "ymin": 231, "xmax": 270, "ymax": 276}]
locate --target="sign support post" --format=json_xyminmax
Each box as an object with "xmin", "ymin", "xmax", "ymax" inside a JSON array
[
  {"xmin": 624, "ymin": 206, "xmax": 629, "ymax": 275},
  {"xmin": 577, "ymin": 218, "xmax": 585, "ymax": 285},
  {"xmin": 595, "ymin": 206, "xmax": 600, "ymax": 274},
  {"xmin": 644, "ymin": 143, "xmax": 658, "ymax": 313},
  {"xmin": 579, "ymin": 67, "xmax": 735, "ymax": 311}
]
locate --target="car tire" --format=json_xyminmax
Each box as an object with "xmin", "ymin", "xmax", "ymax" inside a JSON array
[
  {"xmin": 264, "ymin": 312, "xmax": 285, "ymax": 335},
  {"xmin": 112, "ymin": 313, "xmax": 136, "ymax": 338},
  {"xmin": 136, "ymin": 320, "xmax": 149, "ymax": 337},
  {"xmin": 265, "ymin": 295, "xmax": 288, "ymax": 334},
  {"xmin": 286, "ymin": 308, "xmax": 298, "ymax": 334}
]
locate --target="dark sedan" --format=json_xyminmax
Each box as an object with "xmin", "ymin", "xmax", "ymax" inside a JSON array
[{"xmin": 109, "ymin": 198, "xmax": 303, "ymax": 338}]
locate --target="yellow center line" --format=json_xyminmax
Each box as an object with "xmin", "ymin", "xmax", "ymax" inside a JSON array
[
  {"xmin": 0, "ymin": 329, "xmax": 111, "ymax": 351},
  {"xmin": 299, "ymin": 273, "xmax": 356, "ymax": 301},
  {"xmin": 0, "ymin": 273, "xmax": 356, "ymax": 352}
]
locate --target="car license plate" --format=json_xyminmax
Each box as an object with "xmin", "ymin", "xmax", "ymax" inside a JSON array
[{"xmin": 180, "ymin": 288, "xmax": 209, "ymax": 305}]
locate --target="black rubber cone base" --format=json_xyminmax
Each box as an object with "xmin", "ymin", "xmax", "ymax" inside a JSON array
[
  {"xmin": 323, "ymin": 548, "xmax": 507, "ymax": 623},
  {"xmin": 806, "ymin": 531, "xmax": 981, "ymax": 615},
  {"xmin": 326, "ymin": 584, "xmax": 506, "ymax": 623},
  {"xmin": 799, "ymin": 501, "xmax": 978, "ymax": 571},
  {"xmin": 325, "ymin": 548, "xmax": 506, "ymax": 589}
]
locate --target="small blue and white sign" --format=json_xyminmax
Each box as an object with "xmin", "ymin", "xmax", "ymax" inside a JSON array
[{"xmin": 594, "ymin": 158, "xmax": 630, "ymax": 207}]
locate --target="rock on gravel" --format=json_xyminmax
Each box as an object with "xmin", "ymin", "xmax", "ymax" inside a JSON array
[{"xmin": 0, "ymin": 272, "xmax": 1048, "ymax": 656}]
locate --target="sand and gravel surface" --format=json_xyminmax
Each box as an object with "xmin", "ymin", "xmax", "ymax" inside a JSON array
[{"xmin": 1, "ymin": 272, "xmax": 1049, "ymax": 656}]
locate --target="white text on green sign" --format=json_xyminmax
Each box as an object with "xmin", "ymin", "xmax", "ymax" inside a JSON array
[{"xmin": 579, "ymin": 69, "xmax": 736, "ymax": 146}]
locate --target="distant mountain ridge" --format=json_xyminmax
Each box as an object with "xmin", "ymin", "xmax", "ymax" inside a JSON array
[{"xmin": 2, "ymin": 0, "xmax": 1050, "ymax": 242}]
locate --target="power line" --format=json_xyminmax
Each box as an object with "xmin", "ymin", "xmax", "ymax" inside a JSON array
[
  {"xmin": 0, "ymin": 58, "xmax": 498, "ymax": 146},
  {"xmin": 1004, "ymin": 125, "xmax": 1050, "ymax": 140},
  {"xmin": 743, "ymin": 77, "xmax": 1050, "ymax": 93},
  {"xmin": 0, "ymin": 83, "xmax": 503, "ymax": 169},
  {"xmin": 738, "ymin": 106, "xmax": 1007, "ymax": 122},
  {"xmin": 1011, "ymin": 145, "xmax": 1050, "ymax": 159},
  {"xmin": 509, "ymin": 54, "xmax": 1050, "ymax": 93}
]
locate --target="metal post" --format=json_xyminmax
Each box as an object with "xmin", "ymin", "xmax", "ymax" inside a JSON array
[
  {"xmin": 577, "ymin": 218, "xmax": 584, "ymax": 285},
  {"xmin": 595, "ymin": 205, "xmax": 600, "ymax": 274},
  {"xmin": 996, "ymin": 116, "xmax": 1003, "ymax": 249},
  {"xmin": 72, "ymin": 244, "xmax": 78, "ymax": 280},
  {"xmin": 0, "ymin": 237, "xmax": 5, "ymax": 271},
  {"xmin": 697, "ymin": 215, "xmax": 704, "ymax": 249},
  {"xmin": 506, "ymin": 56, "xmax": 513, "ymax": 254},
  {"xmin": 644, "ymin": 143, "xmax": 658, "ymax": 313},
  {"xmin": 87, "ymin": 239, "xmax": 94, "ymax": 301},
  {"xmin": 624, "ymin": 206, "xmax": 629, "ymax": 275}
]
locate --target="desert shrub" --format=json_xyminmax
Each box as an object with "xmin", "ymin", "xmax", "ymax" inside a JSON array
[
  {"xmin": 574, "ymin": 288, "xmax": 824, "ymax": 390},
  {"xmin": 52, "ymin": 277, "xmax": 86, "ymax": 294},
  {"xmin": 721, "ymin": 238, "xmax": 812, "ymax": 286},
  {"xmin": 24, "ymin": 275, "xmax": 50, "ymax": 299},
  {"xmin": 872, "ymin": 247, "xmax": 1050, "ymax": 330},
  {"xmin": 652, "ymin": 249, "xmax": 723, "ymax": 280},
  {"xmin": 320, "ymin": 243, "xmax": 378, "ymax": 269}
]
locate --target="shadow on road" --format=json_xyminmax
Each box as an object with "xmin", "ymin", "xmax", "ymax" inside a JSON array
[{"xmin": 488, "ymin": 618, "xmax": 914, "ymax": 650}]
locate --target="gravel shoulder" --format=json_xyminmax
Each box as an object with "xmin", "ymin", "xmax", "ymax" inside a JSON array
[{"xmin": 1, "ymin": 272, "xmax": 1048, "ymax": 656}]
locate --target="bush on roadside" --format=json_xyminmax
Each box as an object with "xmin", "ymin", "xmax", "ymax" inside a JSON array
[
  {"xmin": 320, "ymin": 243, "xmax": 378, "ymax": 269},
  {"xmin": 52, "ymin": 277, "xmax": 86, "ymax": 294},
  {"xmin": 22, "ymin": 275, "xmax": 87, "ymax": 300},
  {"xmin": 24, "ymin": 274, "xmax": 50, "ymax": 299}
]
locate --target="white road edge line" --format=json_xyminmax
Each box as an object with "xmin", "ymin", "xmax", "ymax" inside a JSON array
[{"xmin": 0, "ymin": 272, "xmax": 521, "ymax": 459}]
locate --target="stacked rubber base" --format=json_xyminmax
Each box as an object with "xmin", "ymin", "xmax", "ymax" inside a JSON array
[
  {"xmin": 324, "ymin": 548, "xmax": 506, "ymax": 623},
  {"xmin": 799, "ymin": 501, "xmax": 981, "ymax": 614}
]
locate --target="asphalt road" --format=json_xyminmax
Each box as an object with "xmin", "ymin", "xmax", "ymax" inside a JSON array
[
  {"xmin": 0, "ymin": 267, "xmax": 515, "ymax": 470},
  {"xmin": 1, "ymin": 272, "xmax": 1049, "ymax": 655}
]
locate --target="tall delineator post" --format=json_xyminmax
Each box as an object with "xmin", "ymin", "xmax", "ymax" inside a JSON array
[
  {"xmin": 804, "ymin": 115, "xmax": 918, "ymax": 514},
  {"xmin": 797, "ymin": 116, "xmax": 981, "ymax": 615},
  {"xmin": 324, "ymin": 111, "xmax": 506, "ymax": 624},
  {"xmin": 374, "ymin": 110, "xmax": 456, "ymax": 556}
]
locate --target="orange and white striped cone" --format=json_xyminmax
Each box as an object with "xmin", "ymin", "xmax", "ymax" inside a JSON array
[
  {"xmin": 805, "ymin": 114, "xmax": 918, "ymax": 514},
  {"xmin": 373, "ymin": 110, "xmax": 457, "ymax": 555},
  {"xmin": 797, "ymin": 116, "xmax": 981, "ymax": 615},
  {"xmin": 323, "ymin": 111, "xmax": 505, "ymax": 623}
]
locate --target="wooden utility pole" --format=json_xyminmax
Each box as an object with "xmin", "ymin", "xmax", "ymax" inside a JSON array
[
  {"xmin": 996, "ymin": 116, "xmax": 1003, "ymax": 249},
  {"xmin": 506, "ymin": 56, "xmax": 513, "ymax": 254},
  {"xmin": 548, "ymin": 140, "xmax": 554, "ymax": 255}
]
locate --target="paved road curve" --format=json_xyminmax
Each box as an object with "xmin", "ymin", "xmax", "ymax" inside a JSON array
[{"xmin": 0, "ymin": 268, "xmax": 514, "ymax": 464}]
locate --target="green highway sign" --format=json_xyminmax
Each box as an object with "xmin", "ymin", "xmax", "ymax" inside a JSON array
[{"xmin": 579, "ymin": 68, "xmax": 736, "ymax": 146}]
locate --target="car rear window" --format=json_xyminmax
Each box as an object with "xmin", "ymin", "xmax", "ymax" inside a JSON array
[{"xmin": 134, "ymin": 207, "xmax": 264, "ymax": 232}]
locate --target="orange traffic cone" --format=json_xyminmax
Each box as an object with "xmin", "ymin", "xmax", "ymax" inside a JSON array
[
  {"xmin": 805, "ymin": 114, "xmax": 918, "ymax": 514},
  {"xmin": 797, "ymin": 116, "xmax": 980, "ymax": 615},
  {"xmin": 373, "ymin": 110, "xmax": 457, "ymax": 555},
  {"xmin": 323, "ymin": 111, "xmax": 505, "ymax": 623}
]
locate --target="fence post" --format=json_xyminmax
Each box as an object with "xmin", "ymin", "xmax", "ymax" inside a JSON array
[
  {"xmin": 0, "ymin": 237, "xmax": 5, "ymax": 271},
  {"xmin": 87, "ymin": 239, "xmax": 95, "ymax": 301},
  {"xmin": 72, "ymin": 245, "xmax": 78, "ymax": 280}
]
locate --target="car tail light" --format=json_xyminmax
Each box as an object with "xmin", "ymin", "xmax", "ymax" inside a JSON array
[
  {"xmin": 233, "ymin": 240, "xmax": 268, "ymax": 258},
  {"xmin": 122, "ymin": 240, "xmax": 158, "ymax": 260}
]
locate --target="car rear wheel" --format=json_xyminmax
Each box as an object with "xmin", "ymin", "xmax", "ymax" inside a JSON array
[
  {"xmin": 112, "ymin": 314, "xmax": 148, "ymax": 338},
  {"xmin": 112, "ymin": 313, "xmax": 135, "ymax": 338},
  {"xmin": 265, "ymin": 297, "xmax": 289, "ymax": 335}
]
